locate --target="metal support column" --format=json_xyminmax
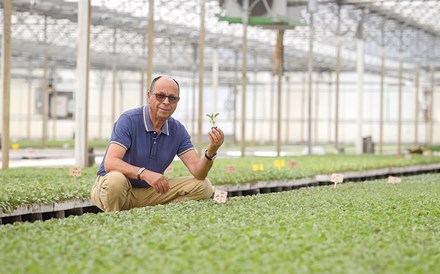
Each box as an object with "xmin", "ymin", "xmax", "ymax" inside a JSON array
[
  {"xmin": 75, "ymin": 0, "xmax": 91, "ymax": 167},
  {"xmin": 285, "ymin": 74, "xmax": 291, "ymax": 144},
  {"xmin": 141, "ymin": 34, "xmax": 146, "ymax": 105},
  {"xmin": 252, "ymin": 57, "xmax": 257, "ymax": 146},
  {"xmin": 429, "ymin": 61, "xmax": 435, "ymax": 145},
  {"xmin": 301, "ymin": 73, "xmax": 306, "ymax": 143},
  {"xmin": 414, "ymin": 60, "xmax": 420, "ymax": 145},
  {"xmin": 233, "ymin": 51, "xmax": 238, "ymax": 144},
  {"xmin": 51, "ymin": 80, "xmax": 57, "ymax": 140},
  {"xmin": 111, "ymin": 28, "xmax": 117, "ymax": 125},
  {"xmin": 355, "ymin": 10, "xmax": 365, "ymax": 154},
  {"xmin": 191, "ymin": 43, "xmax": 197, "ymax": 135},
  {"xmin": 42, "ymin": 16, "xmax": 49, "ymax": 148},
  {"xmin": 146, "ymin": 0, "xmax": 154, "ymax": 88},
  {"xmin": 334, "ymin": 4, "xmax": 341, "ymax": 152},
  {"xmin": 414, "ymin": 31, "xmax": 420, "ymax": 145},
  {"xmin": 1, "ymin": 0, "xmax": 12, "ymax": 169},
  {"xmin": 27, "ymin": 59, "xmax": 33, "ymax": 139},
  {"xmin": 328, "ymin": 73, "xmax": 332, "ymax": 143},
  {"xmin": 307, "ymin": 0, "xmax": 317, "ymax": 154},
  {"xmin": 240, "ymin": 0, "xmax": 249, "ymax": 157},
  {"xmin": 379, "ymin": 20, "xmax": 385, "ymax": 154},
  {"xmin": 314, "ymin": 73, "xmax": 319, "ymax": 144},
  {"xmin": 429, "ymin": 37, "xmax": 436, "ymax": 145},
  {"xmin": 212, "ymin": 47, "xmax": 219, "ymax": 114},
  {"xmin": 398, "ymin": 48, "xmax": 403, "ymax": 155},
  {"xmin": 197, "ymin": 0, "xmax": 206, "ymax": 156},
  {"xmin": 98, "ymin": 73, "xmax": 106, "ymax": 140},
  {"xmin": 276, "ymin": 30, "xmax": 284, "ymax": 156},
  {"xmin": 168, "ymin": 37, "xmax": 173, "ymax": 76}
]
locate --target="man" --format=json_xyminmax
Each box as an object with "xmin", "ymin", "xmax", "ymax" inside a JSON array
[{"xmin": 91, "ymin": 75, "xmax": 224, "ymax": 212}]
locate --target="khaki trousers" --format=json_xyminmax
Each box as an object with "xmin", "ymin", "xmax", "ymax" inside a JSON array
[{"xmin": 91, "ymin": 171, "xmax": 214, "ymax": 212}]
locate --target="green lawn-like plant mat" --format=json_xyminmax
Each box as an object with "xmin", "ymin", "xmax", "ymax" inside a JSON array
[
  {"xmin": 0, "ymin": 173, "xmax": 439, "ymax": 273},
  {"xmin": 1, "ymin": 154, "xmax": 440, "ymax": 211}
]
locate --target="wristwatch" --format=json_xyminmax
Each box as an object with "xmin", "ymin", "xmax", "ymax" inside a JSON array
[
  {"xmin": 137, "ymin": 167, "xmax": 146, "ymax": 180},
  {"xmin": 204, "ymin": 150, "xmax": 217, "ymax": 161}
]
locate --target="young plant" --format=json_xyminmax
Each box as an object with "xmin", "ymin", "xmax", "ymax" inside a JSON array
[{"xmin": 206, "ymin": 113, "xmax": 220, "ymax": 128}]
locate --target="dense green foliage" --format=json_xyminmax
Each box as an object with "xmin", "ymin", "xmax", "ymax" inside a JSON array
[
  {"xmin": 10, "ymin": 139, "xmax": 109, "ymax": 149},
  {"xmin": 1, "ymin": 154, "xmax": 440, "ymax": 211},
  {"xmin": 0, "ymin": 173, "xmax": 439, "ymax": 273}
]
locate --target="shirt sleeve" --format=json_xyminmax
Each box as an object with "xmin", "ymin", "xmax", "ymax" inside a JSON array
[
  {"xmin": 177, "ymin": 125, "xmax": 194, "ymax": 156},
  {"xmin": 109, "ymin": 113, "xmax": 132, "ymax": 151}
]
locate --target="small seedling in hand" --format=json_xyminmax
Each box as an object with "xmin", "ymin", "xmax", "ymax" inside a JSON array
[{"xmin": 206, "ymin": 113, "xmax": 220, "ymax": 128}]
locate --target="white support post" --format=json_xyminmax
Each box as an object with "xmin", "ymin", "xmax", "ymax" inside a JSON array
[
  {"xmin": 212, "ymin": 47, "xmax": 219, "ymax": 114},
  {"xmin": 355, "ymin": 10, "xmax": 365, "ymax": 155},
  {"xmin": 1, "ymin": 0, "xmax": 12, "ymax": 169},
  {"xmin": 240, "ymin": 0, "xmax": 249, "ymax": 157},
  {"xmin": 75, "ymin": 0, "xmax": 91, "ymax": 167}
]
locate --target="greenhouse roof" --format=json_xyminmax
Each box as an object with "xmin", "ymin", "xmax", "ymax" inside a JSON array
[{"xmin": 2, "ymin": 0, "xmax": 440, "ymax": 81}]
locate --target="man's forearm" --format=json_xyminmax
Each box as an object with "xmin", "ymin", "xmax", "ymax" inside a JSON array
[
  {"xmin": 192, "ymin": 154, "xmax": 214, "ymax": 180},
  {"xmin": 104, "ymin": 157, "xmax": 141, "ymax": 180}
]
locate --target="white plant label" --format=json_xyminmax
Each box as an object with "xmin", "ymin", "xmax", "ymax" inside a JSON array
[
  {"xmin": 69, "ymin": 167, "xmax": 82, "ymax": 177},
  {"xmin": 331, "ymin": 173, "xmax": 344, "ymax": 184},
  {"xmin": 213, "ymin": 189, "xmax": 228, "ymax": 203},
  {"xmin": 387, "ymin": 176, "xmax": 402, "ymax": 184}
]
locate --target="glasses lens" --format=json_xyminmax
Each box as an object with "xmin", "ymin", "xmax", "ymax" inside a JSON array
[
  {"xmin": 168, "ymin": 96, "xmax": 179, "ymax": 103},
  {"xmin": 155, "ymin": 93, "xmax": 166, "ymax": 101},
  {"xmin": 153, "ymin": 93, "xmax": 180, "ymax": 103}
]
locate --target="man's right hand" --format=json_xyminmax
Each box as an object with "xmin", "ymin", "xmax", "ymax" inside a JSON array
[{"xmin": 141, "ymin": 170, "xmax": 170, "ymax": 194}]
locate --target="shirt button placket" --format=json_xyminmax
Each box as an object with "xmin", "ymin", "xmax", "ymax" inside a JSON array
[{"xmin": 150, "ymin": 131, "xmax": 158, "ymax": 159}]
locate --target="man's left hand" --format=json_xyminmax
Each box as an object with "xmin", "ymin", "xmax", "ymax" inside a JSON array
[{"xmin": 207, "ymin": 127, "xmax": 224, "ymax": 155}]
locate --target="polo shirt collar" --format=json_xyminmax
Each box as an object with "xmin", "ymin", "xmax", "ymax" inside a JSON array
[{"xmin": 143, "ymin": 105, "xmax": 170, "ymax": 135}]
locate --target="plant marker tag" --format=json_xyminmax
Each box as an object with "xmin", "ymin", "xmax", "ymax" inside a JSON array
[
  {"xmin": 330, "ymin": 173, "xmax": 344, "ymax": 187},
  {"xmin": 252, "ymin": 164, "xmax": 264, "ymax": 171},
  {"xmin": 387, "ymin": 176, "xmax": 401, "ymax": 184},
  {"xmin": 274, "ymin": 159, "xmax": 285, "ymax": 170},
  {"xmin": 423, "ymin": 150, "xmax": 433, "ymax": 156},
  {"xmin": 213, "ymin": 189, "xmax": 228, "ymax": 203},
  {"xmin": 69, "ymin": 167, "xmax": 82, "ymax": 177},
  {"xmin": 25, "ymin": 147, "xmax": 35, "ymax": 158},
  {"xmin": 225, "ymin": 165, "xmax": 236, "ymax": 173},
  {"xmin": 288, "ymin": 161, "xmax": 297, "ymax": 168}
]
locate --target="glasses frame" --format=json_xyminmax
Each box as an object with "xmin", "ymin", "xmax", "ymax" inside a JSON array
[{"xmin": 151, "ymin": 92, "xmax": 180, "ymax": 104}]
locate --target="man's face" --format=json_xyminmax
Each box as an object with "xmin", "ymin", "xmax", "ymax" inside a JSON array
[{"xmin": 147, "ymin": 77, "xmax": 180, "ymax": 122}]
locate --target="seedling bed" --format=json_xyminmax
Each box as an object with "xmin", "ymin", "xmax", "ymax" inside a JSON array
[
  {"xmin": 1, "ymin": 163, "xmax": 439, "ymax": 225},
  {"xmin": 1, "ymin": 173, "xmax": 439, "ymax": 273}
]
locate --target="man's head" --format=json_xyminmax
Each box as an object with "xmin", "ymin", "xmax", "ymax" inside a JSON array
[{"xmin": 147, "ymin": 75, "xmax": 180, "ymax": 123}]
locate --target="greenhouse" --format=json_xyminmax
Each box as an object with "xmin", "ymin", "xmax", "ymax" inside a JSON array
[{"xmin": 0, "ymin": 0, "xmax": 439, "ymax": 273}]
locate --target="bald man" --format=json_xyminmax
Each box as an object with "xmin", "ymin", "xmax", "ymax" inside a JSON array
[{"xmin": 92, "ymin": 75, "xmax": 224, "ymax": 212}]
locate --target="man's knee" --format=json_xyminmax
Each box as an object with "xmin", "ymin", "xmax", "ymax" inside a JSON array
[
  {"xmin": 197, "ymin": 178, "xmax": 214, "ymax": 200},
  {"xmin": 95, "ymin": 171, "xmax": 132, "ymax": 212},
  {"xmin": 102, "ymin": 171, "xmax": 130, "ymax": 193}
]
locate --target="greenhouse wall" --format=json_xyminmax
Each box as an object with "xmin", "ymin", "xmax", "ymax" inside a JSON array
[{"xmin": 6, "ymin": 68, "xmax": 439, "ymax": 145}]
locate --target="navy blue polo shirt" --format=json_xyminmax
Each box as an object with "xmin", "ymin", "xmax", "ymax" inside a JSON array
[{"xmin": 97, "ymin": 105, "xmax": 194, "ymax": 188}]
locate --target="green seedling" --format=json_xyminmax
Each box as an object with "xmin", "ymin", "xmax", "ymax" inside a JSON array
[{"xmin": 206, "ymin": 113, "xmax": 220, "ymax": 128}]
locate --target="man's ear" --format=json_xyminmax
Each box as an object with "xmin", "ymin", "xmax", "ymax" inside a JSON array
[{"xmin": 146, "ymin": 91, "xmax": 151, "ymax": 104}]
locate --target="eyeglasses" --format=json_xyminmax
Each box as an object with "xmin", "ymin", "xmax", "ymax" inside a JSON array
[{"xmin": 151, "ymin": 92, "xmax": 180, "ymax": 104}]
